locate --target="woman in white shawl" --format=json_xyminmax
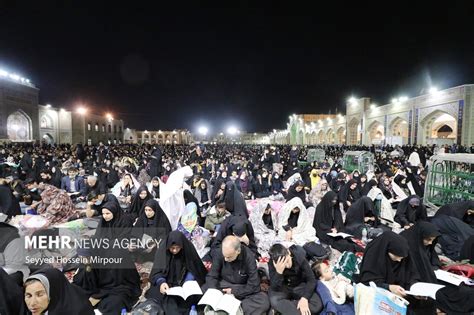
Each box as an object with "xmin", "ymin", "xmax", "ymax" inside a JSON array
[
  {"xmin": 111, "ymin": 173, "xmax": 140, "ymax": 210},
  {"xmin": 193, "ymin": 178, "xmax": 213, "ymax": 214},
  {"xmin": 366, "ymin": 185, "xmax": 400, "ymax": 229},
  {"xmin": 408, "ymin": 150, "xmax": 421, "ymax": 167},
  {"xmin": 285, "ymin": 172, "xmax": 303, "ymax": 190},
  {"xmin": 309, "ymin": 178, "xmax": 331, "ymax": 207},
  {"xmin": 249, "ymin": 200, "xmax": 279, "ymax": 258},
  {"xmin": 391, "ymin": 172, "xmax": 415, "ymax": 201},
  {"xmin": 159, "ymin": 166, "xmax": 193, "ymax": 230},
  {"xmin": 277, "ymin": 197, "xmax": 318, "ymax": 246}
]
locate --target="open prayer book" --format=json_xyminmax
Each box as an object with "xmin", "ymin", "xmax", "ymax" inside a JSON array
[
  {"xmin": 198, "ymin": 288, "xmax": 241, "ymax": 315},
  {"xmin": 405, "ymin": 282, "xmax": 445, "ymax": 300},
  {"xmin": 435, "ymin": 269, "xmax": 474, "ymax": 286},
  {"xmin": 142, "ymin": 233, "xmax": 154, "ymax": 245},
  {"xmin": 166, "ymin": 281, "xmax": 203, "ymax": 300},
  {"xmin": 327, "ymin": 232, "xmax": 353, "ymax": 239}
]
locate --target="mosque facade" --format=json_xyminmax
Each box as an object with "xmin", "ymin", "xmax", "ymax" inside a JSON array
[
  {"xmin": 124, "ymin": 128, "xmax": 193, "ymax": 145},
  {"xmin": 0, "ymin": 72, "xmax": 124, "ymax": 145},
  {"xmin": 1, "ymin": 68, "xmax": 472, "ymax": 147},
  {"xmin": 264, "ymin": 84, "xmax": 473, "ymax": 147}
]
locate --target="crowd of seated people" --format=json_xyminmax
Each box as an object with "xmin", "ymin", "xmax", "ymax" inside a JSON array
[{"xmin": 0, "ymin": 141, "xmax": 473, "ymax": 315}]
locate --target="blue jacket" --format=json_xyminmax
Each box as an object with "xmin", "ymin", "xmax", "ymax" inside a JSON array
[
  {"xmin": 61, "ymin": 176, "xmax": 87, "ymax": 196},
  {"xmin": 316, "ymin": 280, "xmax": 354, "ymax": 315}
]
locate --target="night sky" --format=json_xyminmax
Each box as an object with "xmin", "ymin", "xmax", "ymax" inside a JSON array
[{"xmin": 1, "ymin": 2, "xmax": 474, "ymax": 133}]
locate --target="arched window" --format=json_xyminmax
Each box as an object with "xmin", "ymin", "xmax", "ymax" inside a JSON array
[
  {"xmin": 108, "ymin": 125, "xmax": 111, "ymax": 133},
  {"xmin": 102, "ymin": 124, "xmax": 105, "ymax": 132},
  {"xmin": 7, "ymin": 110, "xmax": 32, "ymax": 141},
  {"xmin": 113, "ymin": 125, "xmax": 117, "ymax": 133},
  {"xmin": 119, "ymin": 126, "xmax": 122, "ymax": 133},
  {"xmin": 95, "ymin": 123, "xmax": 99, "ymax": 131},
  {"xmin": 40, "ymin": 115, "xmax": 53, "ymax": 129},
  {"xmin": 87, "ymin": 123, "xmax": 91, "ymax": 131}
]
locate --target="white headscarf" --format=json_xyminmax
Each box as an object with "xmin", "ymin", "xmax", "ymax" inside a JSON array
[
  {"xmin": 249, "ymin": 200, "xmax": 279, "ymax": 257},
  {"xmin": 277, "ymin": 197, "xmax": 318, "ymax": 246},
  {"xmin": 285, "ymin": 172, "xmax": 302, "ymax": 189},
  {"xmin": 159, "ymin": 166, "xmax": 193, "ymax": 229}
]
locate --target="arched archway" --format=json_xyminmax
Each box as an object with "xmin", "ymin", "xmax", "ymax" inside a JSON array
[
  {"xmin": 421, "ymin": 111, "xmax": 457, "ymax": 145},
  {"xmin": 389, "ymin": 117, "xmax": 409, "ymax": 144},
  {"xmin": 42, "ymin": 133, "xmax": 54, "ymax": 144},
  {"xmin": 436, "ymin": 125, "xmax": 453, "ymax": 138},
  {"xmin": 290, "ymin": 123, "xmax": 297, "ymax": 144},
  {"xmin": 326, "ymin": 129, "xmax": 335, "ymax": 144},
  {"xmin": 298, "ymin": 130, "xmax": 304, "ymax": 145},
  {"xmin": 336, "ymin": 127, "xmax": 346, "ymax": 144},
  {"xmin": 7, "ymin": 110, "xmax": 32, "ymax": 141},
  {"xmin": 310, "ymin": 131, "xmax": 317, "ymax": 145},
  {"xmin": 304, "ymin": 132, "xmax": 310, "ymax": 145},
  {"xmin": 368, "ymin": 121, "xmax": 385, "ymax": 144},
  {"xmin": 348, "ymin": 118, "xmax": 360, "ymax": 145},
  {"xmin": 317, "ymin": 130, "xmax": 324, "ymax": 144},
  {"xmin": 40, "ymin": 114, "xmax": 54, "ymax": 129}
]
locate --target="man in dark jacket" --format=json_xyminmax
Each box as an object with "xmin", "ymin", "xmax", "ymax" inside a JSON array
[
  {"xmin": 60, "ymin": 167, "xmax": 87, "ymax": 199},
  {"xmin": 268, "ymin": 244, "xmax": 323, "ymax": 315},
  {"xmin": 203, "ymin": 236, "xmax": 270, "ymax": 314}
]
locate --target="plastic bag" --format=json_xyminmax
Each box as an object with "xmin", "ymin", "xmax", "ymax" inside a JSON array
[
  {"xmin": 131, "ymin": 299, "xmax": 164, "ymax": 315},
  {"xmin": 354, "ymin": 282, "xmax": 408, "ymax": 315}
]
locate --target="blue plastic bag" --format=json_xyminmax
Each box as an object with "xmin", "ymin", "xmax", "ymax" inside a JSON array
[{"xmin": 354, "ymin": 282, "xmax": 408, "ymax": 315}]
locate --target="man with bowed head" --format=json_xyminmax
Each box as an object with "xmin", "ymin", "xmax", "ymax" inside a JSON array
[
  {"xmin": 268, "ymin": 243, "xmax": 323, "ymax": 315},
  {"xmin": 203, "ymin": 235, "xmax": 270, "ymax": 314}
]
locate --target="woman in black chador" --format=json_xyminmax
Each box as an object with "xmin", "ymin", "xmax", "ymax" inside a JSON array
[
  {"xmin": 394, "ymin": 195, "xmax": 427, "ymax": 229},
  {"xmin": 401, "ymin": 221, "xmax": 474, "ymax": 314},
  {"xmin": 344, "ymin": 196, "xmax": 379, "ymax": 238},
  {"xmin": 313, "ymin": 191, "xmax": 363, "ymax": 252},
  {"xmin": 148, "ymin": 231, "xmax": 207, "ymax": 314},
  {"xmin": 25, "ymin": 267, "xmax": 94, "ymax": 315}
]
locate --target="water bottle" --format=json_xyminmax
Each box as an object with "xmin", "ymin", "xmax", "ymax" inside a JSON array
[
  {"xmin": 361, "ymin": 227, "xmax": 368, "ymax": 244},
  {"xmin": 190, "ymin": 305, "xmax": 198, "ymax": 315}
]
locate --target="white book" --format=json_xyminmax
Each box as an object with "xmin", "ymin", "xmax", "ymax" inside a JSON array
[
  {"xmin": 405, "ymin": 282, "xmax": 445, "ymax": 300},
  {"xmin": 327, "ymin": 232, "xmax": 353, "ymax": 239},
  {"xmin": 435, "ymin": 269, "xmax": 474, "ymax": 286},
  {"xmin": 198, "ymin": 288, "xmax": 241, "ymax": 315},
  {"xmin": 141, "ymin": 233, "xmax": 154, "ymax": 244},
  {"xmin": 166, "ymin": 281, "xmax": 203, "ymax": 300}
]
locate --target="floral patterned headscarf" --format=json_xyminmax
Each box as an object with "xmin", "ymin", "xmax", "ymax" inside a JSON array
[{"xmin": 180, "ymin": 202, "xmax": 198, "ymax": 233}]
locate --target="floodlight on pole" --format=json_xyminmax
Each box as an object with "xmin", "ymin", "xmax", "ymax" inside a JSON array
[
  {"xmin": 77, "ymin": 107, "xmax": 87, "ymax": 115},
  {"xmin": 76, "ymin": 106, "xmax": 88, "ymax": 145},
  {"xmin": 399, "ymin": 96, "xmax": 408, "ymax": 102},
  {"xmin": 105, "ymin": 113, "xmax": 113, "ymax": 121},
  {"xmin": 227, "ymin": 126, "xmax": 238, "ymax": 135},
  {"xmin": 348, "ymin": 97, "xmax": 356, "ymax": 103},
  {"xmin": 198, "ymin": 126, "xmax": 208, "ymax": 135}
]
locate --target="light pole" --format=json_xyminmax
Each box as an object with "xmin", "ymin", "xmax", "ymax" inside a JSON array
[
  {"xmin": 77, "ymin": 107, "xmax": 87, "ymax": 145},
  {"xmin": 198, "ymin": 126, "xmax": 208, "ymax": 142}
]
